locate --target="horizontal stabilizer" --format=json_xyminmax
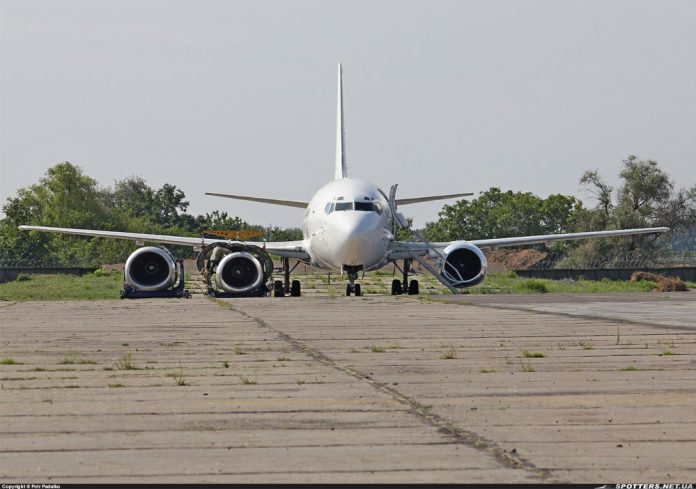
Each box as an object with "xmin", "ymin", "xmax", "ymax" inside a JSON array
[
  {"xmin": 205, "ymin": 192, "xmax": 308, "ymax": 209},
  {"xmin": 396, "ymin": 192, "xmax": 473, "ymax": 205}
]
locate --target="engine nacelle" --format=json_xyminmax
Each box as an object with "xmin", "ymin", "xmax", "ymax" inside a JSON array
[
  {"xmin": 440, "ymin": 242, "xmax": 488, "ymax": 288},
  {"xmin": 124, "ymin": 246, "xmax": 178, "ymax": 291},
  {"xmin": 215, "ymin": 251, "xmax": 265, "ymax": 294}
]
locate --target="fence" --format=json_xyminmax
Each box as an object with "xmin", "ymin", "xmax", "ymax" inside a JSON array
[{"xmin": 0, "ymin": 267, "xmax": 98, "ymax": 284}]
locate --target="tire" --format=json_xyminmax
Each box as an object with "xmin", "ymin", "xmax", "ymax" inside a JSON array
[
  {"xmin": 408, "ymin": 280, "xmax": 419, "ymax": 295},
  {"xmin": 291, "ymin": 280, "xmax": 301, "ymax": 297},
  {"xmin": 354, "ymin": 284, "xmax": 361, "ymax": 297},
  {"xmin": 274, "ymin": 280, "xmax": 284, "ymax": 297},
  {"xmin": 391, "ymin": 279, "xmax": 403, "ymax": 295},
  {"xmin": 345, "ymin": 284, "xmax": 352, "ymax": 296}
]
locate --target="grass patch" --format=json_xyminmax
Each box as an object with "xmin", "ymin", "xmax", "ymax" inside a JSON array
[
  {"xmin": 234, "ymin": 347, "xmax": 246, "ymax": 355},
  {"xmin": 0, "ymin": 358, "xmax": 20, "ymax": 365},
  {"xmin": 479, "ymin": 368, "xmax": 496, "ymax": 373},
  {"xmin": 370, "ymin": 345, "xmax": 386, "ymax": 353},
  {"xmin": 108, "ymin": 382, "xmax": 125, "ymax": 388},
  {"xmin": 59, "ymin": 353, "xmax": 97, "ymax": 365},
  {"xmin": 239, "ymin": 376, "xmax": 257, "ymax": 385},
  {"xmin": 521, "ymin": 350, "xmax": 545, "ymax": 358},
  {"xmin": 167, "ymin": 363, "xmax": 187, "ymax": 386},
  {"xmin": 0, "ymin": 273, "xmax": 122, "ymax": 301},
  {"xmin": 114, "ymin": 353, "xmax": 137, "ymax": 370},
  {"xmin": 620, "ymin": 365, "xmax": 640, "ymax": 371},
  {"xmin": 223, "ymin": 361, "xmax": 229, "ymax": 368},
  {"xmin": 516, "ymin": 279, "xmax": 548, "ymax": 293},
  {"xmin": 440, "ymin": 347, "xmax": 457, "ymax": 360},
  {"xmin": 576, "ymin": 339, "xmax": 593, "ymax": 350},
  {"xmin": 465, "ymin": 274, "xmax": 663, "ymax": 295}
]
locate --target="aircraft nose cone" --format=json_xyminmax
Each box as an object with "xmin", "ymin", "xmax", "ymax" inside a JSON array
[
  {"xmin": 336, "ymin": 213, "xmax": 375, "ymax": 235},
  {"xmin": 331, "ymin": 213, "xmax": 383, "ymax": 266}
]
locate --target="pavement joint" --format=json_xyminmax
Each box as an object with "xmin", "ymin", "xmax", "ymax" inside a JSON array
[{"xmin": 219, "ymin": 299, "xmax": 556, "ymax": 483}]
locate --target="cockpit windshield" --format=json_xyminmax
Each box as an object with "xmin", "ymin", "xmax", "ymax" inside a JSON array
[{"xmin": 325, "ymin": 198, "xmax": 383, "ymax": 215}]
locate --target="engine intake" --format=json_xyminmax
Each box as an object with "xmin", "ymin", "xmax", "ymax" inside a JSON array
[
  {"xmin": 441, "ymin": 242, "xmax": 488, "ymax": 287},
  {"xmin": 124, "ymin": 246, "xmax": 178, "ymax": 291},
  {"xmin": 216, "ymin": 251, "xmax": 265, "ymax": 294}
]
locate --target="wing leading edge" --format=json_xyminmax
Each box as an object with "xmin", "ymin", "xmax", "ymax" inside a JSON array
[
  {"xmin": 390, "ymin": 226, "xmax": 670, "ymax": 258},
  {"xmin": 18, "ymin": 225, "xmax": 310, "ymax": 260},
  {"xmin": 395, "ymin": 192, "xmax": 474, "ymax": 205}
]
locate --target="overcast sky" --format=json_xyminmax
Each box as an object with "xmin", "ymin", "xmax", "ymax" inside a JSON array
[{"xmin": 1, "ymin": 0, "xmax": 695, "ymax": 228}]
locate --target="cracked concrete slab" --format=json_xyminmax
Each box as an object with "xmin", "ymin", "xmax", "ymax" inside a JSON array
[{"xmin": 1, "ymin": 293, "xmax": 694, "ymax": 483}]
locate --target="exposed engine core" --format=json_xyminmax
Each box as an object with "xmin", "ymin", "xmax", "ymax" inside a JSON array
[
  {"xmin": 124, "ymin": 246, "xmax": 178, "ymax": 291},
  {"xmin": 216, "ymin": 251, "xmax": 265, "ymax": 294},
  {"xmin": 198, "ymin": 242, "xmax": 274, "ymax": 297},
  {"xmin": 440, "ymin": 242, "xmax": 488, "ymax": 287}
]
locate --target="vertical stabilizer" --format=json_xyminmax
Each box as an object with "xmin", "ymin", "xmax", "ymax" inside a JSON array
[{"xmin": 335, "ymin": 63, "xmax": 347, "ymax": 179}]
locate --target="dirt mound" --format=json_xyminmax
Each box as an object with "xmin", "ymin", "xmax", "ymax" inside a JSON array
[
  {"xmin": 485, "ymin": 249, "xmax": 548, "ymax": 271},
  {"xmin": 630, "ymin": 272, "xmax": 688, "ymax": 292}
]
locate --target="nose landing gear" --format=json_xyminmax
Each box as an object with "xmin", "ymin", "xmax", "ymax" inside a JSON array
[{"xmin": 344, "ymin": 265, "xmax": 363, "ymax": 296}]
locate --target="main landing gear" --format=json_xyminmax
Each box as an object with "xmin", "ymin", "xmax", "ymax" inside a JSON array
[
  {"xmin": 273, "ymin": 257, "xmax": 302, "ymax": 298},
  {"xmin": 391, "ymin": 259, "xmax": 419, "ymax": 295},
  {"xmin": 344, "ymin": 265, "xmax": 362, "ymax": 296}
]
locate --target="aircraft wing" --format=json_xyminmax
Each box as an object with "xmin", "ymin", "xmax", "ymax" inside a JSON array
[
  {"xmin": 205, "ymin": 193, "xmax": 308, "ymax": 209},
  {"xmin": 388, "ymin": 226, "xmax": 670, "ymax": 258},
  {"xmin": 395, "ymin": 192, "xmax": 473, "ymax": 205},
  {"xmin": 18, "ymin": 225, "xmax": 310, "ymax": 260}
]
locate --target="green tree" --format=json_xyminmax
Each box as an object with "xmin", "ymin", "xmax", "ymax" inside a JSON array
[
  {"xmin": 153, "ymin": 183, "xmax": 190, "ymax": 228},
  {"xmin": 1, "ymin": 162, "xmax": 108, "ymax": 265},
  {"xmin": 423, "ymin": 187, "xmax": 581, "ymax": 244},
  {"xmin": 560, "ymin": 156, "xmax": 695, "ymax": 267}
]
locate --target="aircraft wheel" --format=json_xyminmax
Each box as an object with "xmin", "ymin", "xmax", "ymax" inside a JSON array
[
  {"xmin": 291, "ymin": 280, "xmax": 301, "ymax": 297},
  {"xmin": 408, "ymin": 280, "xmax": 419, "ymax": 295},
  {"xmin": 345, "ymin": 284, "xmax": 352, "ymax": 296},
  {"xmin": 273, "ymin": 280, "xmax": 285, "ymax": 297},
  {"xmin": 391, "ymin": 279, "xmax": 403, "ymax": 295},
  {"xmin": 354, "ymin": 284, "xmax": 361, "ymax": 296}
]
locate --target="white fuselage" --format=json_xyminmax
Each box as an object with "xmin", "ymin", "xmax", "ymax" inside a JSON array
[{"xmin": 301, "ymin": 178, "xmax": 394, "ymax": 272}]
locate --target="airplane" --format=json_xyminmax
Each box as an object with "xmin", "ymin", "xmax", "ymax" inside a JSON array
[{"xmin": 20, "ymin": 64, "xmax": 669, "ymax": 298}]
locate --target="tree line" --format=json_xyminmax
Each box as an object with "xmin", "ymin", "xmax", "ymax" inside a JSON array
[
  {"xmin": 0, "ymin": 162, "xmax": 302, "ymax": 266},
  {"xmin": 1, "ymin": 157, "xmax": 694, "ymax": 268}
]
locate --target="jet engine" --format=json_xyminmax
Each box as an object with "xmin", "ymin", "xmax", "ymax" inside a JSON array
[
  {"xmin": 216, "ymin": 251, "xmax": 265, "ymax": 294},
  {"xmin": 198, "ymin": 242, "xmax": 273, "ymax": 297},
  {"xmin": 124, "ymin": 246, "xmax": 178, "ymax": 291},
  {"xmin": 440, "ymin": 242, "xmax": 488, "ymax": 288}
]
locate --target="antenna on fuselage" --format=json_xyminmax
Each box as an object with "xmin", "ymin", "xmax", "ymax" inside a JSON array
[{"xmin": 335, "ymin": 63, "xmax": 348, "ymax": 180}]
